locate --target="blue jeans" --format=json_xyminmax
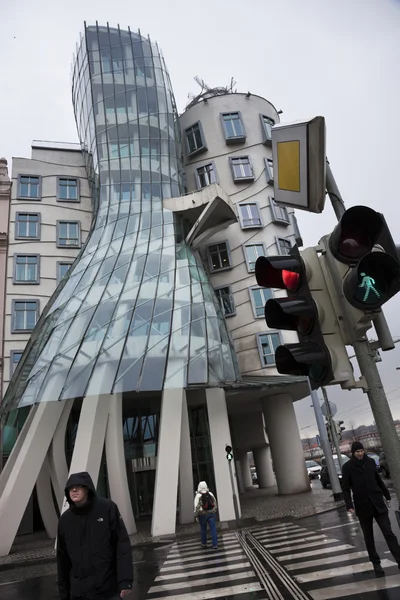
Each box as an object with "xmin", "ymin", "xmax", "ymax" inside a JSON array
[{"xmin": 199, "ymin": 513, "xmax": 218, "ymax": 547}]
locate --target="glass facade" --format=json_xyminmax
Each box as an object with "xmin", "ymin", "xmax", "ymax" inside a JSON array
[{"xmin": 0, "ymin": 24, "xmax": 239, "ymax": 415}]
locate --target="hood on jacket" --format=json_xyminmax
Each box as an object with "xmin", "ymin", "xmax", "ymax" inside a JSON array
[
  {"xmin": 65, "ymin": 471, "xmax": 96, "ymax": 505},
  {"xmin": 197, "ymin": 481, "xmax": 209, "ymax": 494}
]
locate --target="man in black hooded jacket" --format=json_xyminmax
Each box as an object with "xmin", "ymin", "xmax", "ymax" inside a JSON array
[
  {"xmin": 57, "ymin": 471, "xmax": 133, "ymax": 600},
  {"xmin": 342, "ymin": 441, "xmax": 400, "ymax": 576}
]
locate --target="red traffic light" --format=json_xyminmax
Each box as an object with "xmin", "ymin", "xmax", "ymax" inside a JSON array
[{"xmin": 255, "ymin": 255, "xmax": 302, "ymax": 290}]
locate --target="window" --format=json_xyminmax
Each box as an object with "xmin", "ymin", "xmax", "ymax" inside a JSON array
[
  {"xmin": 270, "ymin": 197, "xmax": 289, "ymax": 224},
  {"xmin": 276, "ymin": 237, "xmax": 292, "ymax": 255},
  {"xmin": 14, "ymin": 254, "xmax": 40, "ymax": 283},
  {"xmin": 208, "ymin": 242, "xmax": 231, "ymax": 272},
  {"xmin": 10, "ymin": 350, "xmax": 23, "ymax": 375},
  {"xmin": 215, "ymin": 286, "xmax": 235, "ymax": 317},
  {"xmin": 221, "ymin": 112, "xmax": 245, "ymax": 143},
  {"xmin": 266, "ymin": 158, "xmax": 274, "ymax": 184},
  {"xmin": 260, "ymin": 115, "xmax": 275, "ymax": 145},
  {"xmin": 18, "ymin": 175, "xmax": 41, "ymax": 199},
  {"xmin": 185, "ymin": 122, "xmax": 206, "ymax": 156},
  {"xmin": 12, "ymin": 300, "xmax": 39, "ymax": 332},
  {"xmin": 243, "ymin": 244, "xmax": 266, "ymax": 272},
  {"xmin": 110, "ymin": 142, "xmax": 134, "ymax": 158},
  {"xmin": 238, "ymin": 203, "xmax": 262, "ymax": 229},
  {"xmin": 292, "ymin": 213, "xmax": 304, "ymax": 247},
  {"xmin": 57, "ymin": 221, "xmax": 81, "ymax": 248},
  {"xmin": 257, "ymin": 332, "xmax": 281, "ymax": 366},
  {"xmin": 58, "ymin": 178, "xmax": 79, "ymax": 202},
  {"xmin": 196, "ymin": 163, "xmax": 217, "ymax": 189},
  {"xmin": 230, "ymin": 156, "xmax": 254, "ymax": 182},
  {"xmin": 15, "ymin": 213, "xmax": 40, "ymax": 239},
  {"xmin": 250, "ymin": 287, "xmax": 273, "ymax": 318},
  {"xmin": 57, "ymin": 262, "xmax": 73, "ymax": 282}
]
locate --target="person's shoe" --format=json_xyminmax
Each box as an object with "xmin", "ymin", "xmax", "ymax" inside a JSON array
[
  {"xmin": 212, "ymin": 546, "xmax": 218, "ymax": 550},
  {"xmin": 201, "ymin": 544, "xmax": 207, "ymax": 548},
  {"xmin": 373, "ymin": 564, "xmax": 385, "ymax": 577}
]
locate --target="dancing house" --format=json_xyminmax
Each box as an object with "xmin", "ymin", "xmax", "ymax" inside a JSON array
[{"xmin": 0, "ymin": 23, "xmax": 310, "ymax": 556}]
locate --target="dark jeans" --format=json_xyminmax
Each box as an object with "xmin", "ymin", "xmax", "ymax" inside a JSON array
[
  {"xmin": 359, "ymin": 507, "xmax": 400, "ymax": 565},
  {"xmin": 199, "ymin": 513, "xmax": 218, "ymax": 547}
]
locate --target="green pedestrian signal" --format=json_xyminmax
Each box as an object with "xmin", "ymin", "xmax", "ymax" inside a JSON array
[
  {"xmin": 225, "ymin": 444, "xmax": 233, "ymax": 461},
  {"xmin": 328, "ymin": 206, "xmax": 400, "ymax": 311}
]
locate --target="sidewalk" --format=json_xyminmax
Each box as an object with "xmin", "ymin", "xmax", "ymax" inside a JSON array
[{"xmin": 0, "ymin": 484, "xmax": 343, "ymax": 570}]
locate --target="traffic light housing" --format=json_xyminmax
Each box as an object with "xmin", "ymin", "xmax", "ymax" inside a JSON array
[
  {"xmin": 326, "ymin": 421, "xmax": 332, "ymax": 443},
  {"xmin": 255, "ymin": 246, "xmax": 357, "ymax": 389},
  {"xmin": 334, "ymin": 420, "xmax": 345, "ymax": 440},
  {"xmin": 225, "ymin": 444, "xmax": 233, "ymax": 461},
  {"xmin": 320, "ymin": 206, "xmax": 400, "ymax": 343}
]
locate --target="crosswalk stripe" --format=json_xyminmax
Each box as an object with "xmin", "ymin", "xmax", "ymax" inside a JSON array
[
  {"xmin": 146, "ymin": 582, "xmax": 263, "ymax": 599},
  {"xmin": 251, "ymin": 523, "xmax": 301, "ymax": 535},
  {"xmin": 148, "ymin": 570, "xmax": 256, "ymax": 593},
  {"xmin": 160, "ymin": 555, "xmax": 247, "ymax": 572},
  {"xmin": 276, "ymin": 543, "xmax": 354, "ymax": 561},
  {"xmin": 309, "ymin": 573, "xmax": 400, "ymax": 600},
  {"xmin": 285, "ymin": 550, "xmax": 370, "ymax": 571},
  {"xmin": 320, "ymin": 521, "xmax": 360, "ymax": 532},
  {"xmin": 272, "ymin": 537, "xmax": 340, "ymax": 554},
  {"xmin": 169, "ymin": 539, "xmax": 239, "ymax": 557},
  {"xmin": 154, "ymin": 560, "xmax": 251, "ymax": 581},
  {"xmin": 164, "ymin": 547, "xmax": 245, "ymax": 564},
  {"xmin": 261, "ymin": 534, "xmax": 328, "ymax": 550},
  {"xmin": 256, "ymin": 528, "xmax": 309, "ymax": 542},
  {"xmin": 295, "ymin": 558, "xmax": 396, "ymax": 582},
  {"xmin": 175, "ymin": 534, "xmax": 236, "ymax": 549}
]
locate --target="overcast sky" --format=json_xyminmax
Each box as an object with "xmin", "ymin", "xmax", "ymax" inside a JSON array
[{"xmin": 1, "ymin": 0, "xmax": 400, "ymax": 436}]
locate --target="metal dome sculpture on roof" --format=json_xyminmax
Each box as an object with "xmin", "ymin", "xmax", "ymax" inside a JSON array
[{"xmin": 185, "ymin": 76, "xmax": 237, "ymax": 110}]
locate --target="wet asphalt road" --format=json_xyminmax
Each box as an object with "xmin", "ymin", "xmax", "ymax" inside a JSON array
[{"xmin": 2, "ymin": 479, "xmax": 400, "ymax": 599}]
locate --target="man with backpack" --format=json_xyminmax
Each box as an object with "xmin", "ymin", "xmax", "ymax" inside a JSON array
[{"xmin": 194, "ymin": 481, "xmax": 218, "ymax": 549}]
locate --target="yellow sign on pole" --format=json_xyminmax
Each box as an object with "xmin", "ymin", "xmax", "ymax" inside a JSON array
[
  {"xmin": 277, "ymin": 141, "xmax": 301, "ymax": 192},
  {"xmin": 272, "ymin": 117, "xmax": 326, "ymax": 214}
]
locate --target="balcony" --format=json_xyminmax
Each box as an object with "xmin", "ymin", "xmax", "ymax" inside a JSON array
[{"xmin": 163, "ymin": 183, "xmax": 237, "ymax": 248}]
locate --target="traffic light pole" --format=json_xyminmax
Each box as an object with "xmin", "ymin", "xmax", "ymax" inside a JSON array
[
  {"xmin": 321, "ymin": 386, "xmax": 343, "ymax": 471},
  {"xmin": 228, "ymin": 459, "xmax": 240, "ymax": 527},
  {"xmin": 326, "ymin": 160, "xmax": 400, "ymax": 508},
  {"xmin": 308, "ymin": 379, "xmax": 343, "ymax": 501}
]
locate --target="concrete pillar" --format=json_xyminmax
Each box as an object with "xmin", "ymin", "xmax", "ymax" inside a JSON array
[
  {"xmin": 240, "ymin": 452, "xmax": 253, "ymax": 489},
  {"xmin": 0, "ymin": 401, "xmax": 65, "ymax": 556},
  {"xmin": 235, "ymin": 459, "xmax": 245, "ymax": 494},
  {"xmin": 36, "ymin": 456, "xmax": 58, "ymax": 539},
  {"xmin": 262, "ymin": 394, "xmax": 310, "ymax": 494},
  {"xmin": 179, "ymin": 392, "xmax": 194, "ymax": 524},
  {"xmin": 253, "ymin": 446, "xmax": 275, "ymax": 488},
  {"xmin": 105, "ymin": 393, "xmax": 136, "ymax": 534},
  {"xmin": 48, "ymin": 398, "xmax": 73, "ymax": 510},
  {"xmin": 151, "ymin": 389, "xmax": 184, "ymax": 537},
  {"xmin": 206, "ymin": 388, "xmax": 241, "ymax": 521},
  {"xmin": 61, "ymin": 393, "xmax": 110, "ymax": 514}
]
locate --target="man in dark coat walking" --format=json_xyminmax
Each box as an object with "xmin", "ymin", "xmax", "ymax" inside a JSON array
[
  {"xmin": 57, "ymin": 471, "xmax": 133, "ymax": 599},
  {"xmin": 342, "ymin": 441, "xmax": 400, "ymax": 576}
]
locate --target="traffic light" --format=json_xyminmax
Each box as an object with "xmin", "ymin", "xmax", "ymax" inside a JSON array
[
  {"xmin": 225, "ymin": 444, "xmax": 233, "ymax": 461},
  {"xmin": 334, "ymin": 420, "xmax": 345, "ymax": 440},
  {"xmin": 326, "ymin": 422, "xmax": 332, "ymax": 443},
  {"xmin": 255, "ymin": 246, "xmax": 357, "ymax": 389},
  {"xmin": 320, "ymin": 206, "xmax": 400, "ymax": 343}
]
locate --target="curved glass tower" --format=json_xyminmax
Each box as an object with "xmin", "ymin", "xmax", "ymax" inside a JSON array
[{"xmin": 1, "ymin": 24, "xmax": 239, "ymax": 413}]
